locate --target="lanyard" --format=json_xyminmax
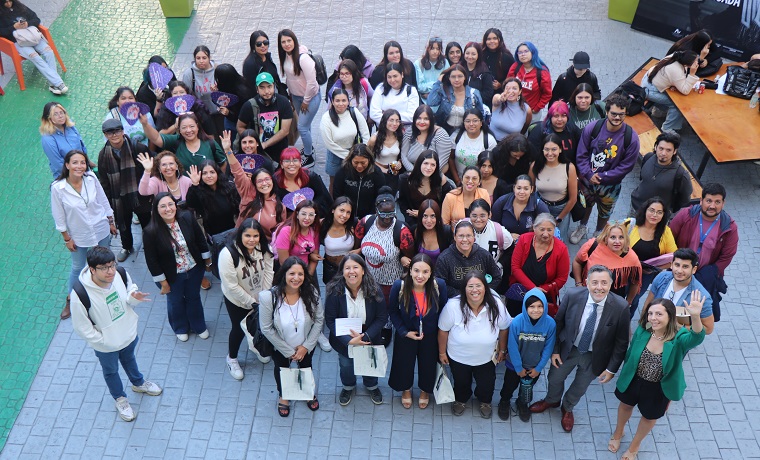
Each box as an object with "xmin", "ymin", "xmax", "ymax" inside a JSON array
[
  {"xmin": 413, "ymin": 291, "xmax": 426, "ymax": 335},
  {"xmin": 697, "ymin": 214, "xmax": 719, "ymax": 255}
]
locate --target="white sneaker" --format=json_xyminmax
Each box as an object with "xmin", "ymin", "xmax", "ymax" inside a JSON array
[
  {"xmin": 132, "ymin": 380, "xmax": 163, "ymax": 396},
  {"xmin": 569, "ymin": 225, "xmax": 587, "ymax": 245},
  {"xmin": 58, "ymin": 83, "xmax": 69, "ymax": 94},
  {"xmin": 226, "ymin": 355, "xmax": 244, "ymax": 380},
  {"xmin": 198, "ymin": 330, "xmax": 210, "ymax": 340},
  {"xmin": 318, "ymin": 333, "xmax": 332, "ymax": 352},
  {"xmin": 251, "ymin": 346, "xmax": 271, "ymax": 364},
  {"xmin": 115, "ymin": 397, "xmax": 135, "ymax": 421},
  {"xmin": 177, "ymin": 333, "xmax": 189, "ymax": 342},
  {"xmin": 49, "ymin": 85, "xmax": 62, "ymax": 95}
]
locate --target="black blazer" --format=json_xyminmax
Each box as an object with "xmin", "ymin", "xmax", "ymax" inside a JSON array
[
  {"xmin": 143, "ymin": 210, "xmax": 210, "ymax": 284},
  {"xmin": 553, "ymin": 286, "xmax": 630, "ymax": 375},
  {"xmin": 325, "ymin": 290, "xmax": 388, "ymax": 357}
]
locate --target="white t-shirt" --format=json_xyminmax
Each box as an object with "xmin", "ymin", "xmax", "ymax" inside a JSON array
[
  {"xmin": 278, "ymin": 298, "xmax": 306, "ymax": 349},
  {"xmin": 662, "ymin": 280, "xmax": 688, "ymax": 306},
  {"xmin": 324, "ymin": 234, "xmax": 355, "ymax": 257},
  {"xmin": 439, "ymin": 295, "xmax": 512, "ymax": 366},
  {"xmin": 451, "ymin": 131, "xmax": 497, "ymax": 177},
  {"xmin": 473, "ymin": 220, "xmax": 513, "ymax": 269}
]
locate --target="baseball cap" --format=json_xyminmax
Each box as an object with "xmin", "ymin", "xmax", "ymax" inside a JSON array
[
  {"xmin": 572, "ymin": 51, "xmax": 590, "ymax": 70},
  {"xmin": 102, "ymin": 118, "xmax": 123, "ymax": 133},
  {"xmin": 256, "ymin": 72, "xmax": 275, "ymax": 86}
]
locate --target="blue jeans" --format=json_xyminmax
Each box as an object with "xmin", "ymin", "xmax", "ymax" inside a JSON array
[
  {"xmin": 68, "ymin": 235, "xmax": 112, "ymax": 293},
  {"xmin": 338, "ymin": 352, "xmax": 378, "ymax": 390},
  {"xmin": 325, "ymin": 150, "xmax": 343, "ymax": 176},
  {"xmin": 643, "ymin": 75, "xmax": 684, "ymax": 132},
  {"xmin": 15, "ymin": 38, "xmax": 64, "ymax": 87},
  {"xmin": 291, "ymin": 94, "xmax": 321, "ymax": 156},
  {"xmin": 94, "ymin": 336, "xmax": 144, "ymax": 399},
  {"xmin": 165, "ymin": 264, "xmax": 207, "ymax": 334},
  {"xmin": 547, "ymin": 202, "xmax": 571, "ymax": 242}
]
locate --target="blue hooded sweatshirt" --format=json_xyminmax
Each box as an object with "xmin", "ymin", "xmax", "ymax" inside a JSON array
[{"xmin": 507, "ymin": 287, "xmax": 556, "ymax": 372}]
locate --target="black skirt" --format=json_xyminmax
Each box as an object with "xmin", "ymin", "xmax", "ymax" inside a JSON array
[{"xmin": 615, "ymin": 375, "xmax": 671, "ymax": 420}]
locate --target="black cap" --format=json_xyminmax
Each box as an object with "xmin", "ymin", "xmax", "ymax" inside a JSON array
[
  {"xmin": 102, "ymin": 118, "xmax": 123, "ymax": 133},
  {"xmin": 572, "ymin": 51, "xmax": 590, "ymax": 70}
]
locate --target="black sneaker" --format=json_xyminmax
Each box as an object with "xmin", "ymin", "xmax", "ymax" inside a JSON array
[
  {"xmin": 339, "ymin": 388, "xmax": 353, "ymax": 406},
  {"xmin": 369, "ymin": 388, "xmax": 383, "ymax": 405},
  {"xmin": 300, "ymin": 153, "xmax": 315, "ymax": 169},
  {"xmin": 497, "ymin": 399, "xmax": 511, "ymax": 420},
  {"xmin": 517, "ymin": 402, "xmax": 531, "ymax": 422}
]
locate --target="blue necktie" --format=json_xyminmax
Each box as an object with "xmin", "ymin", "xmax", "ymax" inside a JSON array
[{"xmin": 578, "ymin": 303, "xmax": 598, "ymax": 353}]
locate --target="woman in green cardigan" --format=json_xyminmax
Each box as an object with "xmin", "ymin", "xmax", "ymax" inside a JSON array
[{"xmin": 608, "ymin": 291, "xmax": 706, "ymax": 460}]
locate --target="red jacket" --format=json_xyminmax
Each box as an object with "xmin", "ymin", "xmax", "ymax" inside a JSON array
[
  {"xmin": 669, "ymin": 205, "xmax": 738, "ymax": 277},
  {"xmin": 510, "ymin": 232, "xmax": 569, "ymax": 301},
  {"xmin": 507, "ymin": 63, "xmax": 553, "ymax": 112}
]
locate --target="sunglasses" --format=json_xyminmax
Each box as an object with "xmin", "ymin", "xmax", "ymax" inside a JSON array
[
  {"xmin": 377, "ymin": 211, "xmax": 395, "ymax": 219},
  {"xmin": 255, "ymin": 40, "xmax": 270, "ymax": 47},
  {"xmin": 430, "ymin": 37, "xmax": 443, "ymax": 43}
]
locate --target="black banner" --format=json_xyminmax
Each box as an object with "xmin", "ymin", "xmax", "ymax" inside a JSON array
[{"xmin": 632, "ymin": 0, "xmax": 760, "ymax": 61}]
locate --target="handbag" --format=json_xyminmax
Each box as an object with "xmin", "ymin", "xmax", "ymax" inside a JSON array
[
  {"xmin": 280, "ymin": 367, "xmax": 316, "ymax": 401},
  {"xmin": 13, "ymin": 26, "xmax": 43, "ymax": 47},
  {"xmin": 350, "ymin": 344, "xmax": 388, "ymax": 377},
  {"xmin": 208, "ymin": 228, "xmax": 237, "ymax": 279},
  {"xmin": 433, "ymin": 364, "xmax": 455, "ymax": 404},
  {"xmin": 242, "ymin": 306, "xmax": 274, "ymax": 357}
]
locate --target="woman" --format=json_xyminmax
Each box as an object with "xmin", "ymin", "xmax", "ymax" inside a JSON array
[
  {"xmin": 369, "ymin": 62, "xmax": 420, "ymax": 127},
  {"xmin": 181, "ymin": 45, "xmax": 222, "ymax": 134},
  {"xmin": 449, "ymin": 109, "xmax": 497, "ymax": 183},
  {"xmin": 490, "ymin": 77, "xmax": 532, "ymax": 140},
  {"xmin": 438, "ymin": 270, "xmax": 511, "ymax": 418},
  {"xmin": 427, "ymin": 64, "xmax": 485, "ymax": 135},
  {"xmin": 39, "ymin": 102, "xmax": 87, "ymax": 178},
  {"xmin": 529, "ymin": 133, "xmax": 578, "ymax": 239},
  {"xmin": 140, "ymin": 112, "xmax": 227, "ymax": 171},
  {"xmin": 369, "ymin": 40, "xmax": 418, "ymax": 90},
  {"xmin": 509, "ymin": 213, "xmax": 570, "ymax": 317},
  {"xmin": 143, "ymin": 192, "xmax": 211, "ymax": 342},
  {"xmin": 573, "ymin": 222, "xmax": 643, "ymax": 306},
  {"xmin": 222, "ymin": 128, "xmax": 274, "ymax": 171},
  {"xmin": 400, "ymin": 105, "xmax": 452, "ymax": 172},
  {"xmin": 609, "ymin": 294, "xmax": 706, "ymax": 460},
  {"xmin": 274, "ymin": 200, "xmax": 321, "ymax": 276},
  {"xmin": 445, "ymin": 42, "xmax": 463, "ymax": 67},
  {"xmin": 105, "ymin": 87, "xmax": 156, "ymax": 146},
  {"xmin": 136, "ymin": 55, "xmax": 177, "ymax": 115},
  {"xmin": 320, "ymin": 89, "xmax": 371, "ymax": 190},
  {"xmin": 273, "ymin": 147, "xmax": 332, "ymax": 217},
  {"xmin": 0, "ymin": 0, "xmax": 67, "ymax": 93},
  {"xmin": 478, "ymin": 150, "xmax": 510, "ymax": 203},
  {"xmin": 51, "ymin": 150, "xmax": 116, "ymax": 319},
  {"xmin": 414, "ymin": 37, "xmax": 449, "ymax": 102},
  {"xmin": 468, "ymin": 199, "xmax": 513, "ymax": 272},
  {"xmin": 367, "ymin": 109, "xmax": 403, "ymax": 177},
  {"xmin": 137, "ymin": 151, "xmax": 192, "ymax": 201},
  {"xmin": 319, "ymin": 197, "xmax": 358, "ymax": 284},
  {"xmin": 642, "ymin": 50, "xmax": 700, "ymax": 132},
  {"xmin": 334, "ymin": 45, "xmax": 374, "ymax": 81},
  {"xmin": 626, "ymin": 197, "xmax": 678, "ymax": 317},
  {"xmin": 242, "ymin": 30, "xmax": 288, "ymax": 96},
  {"xmin": 324, "ymin": 254, "xmax": 388, "ymax": 406},
  {"xmin": 388, "ymin": 253, "xmax": 448, "ymax": 409},
  {"xmin": 278, "ymin": 29, "xmax": 321, "ymax": 162},
  {"xmin": 441, "ymin": 166, "xmax": 490, "ymax": 225},
  {"xmin": 492, "ymin": 133, "xmax": 533, "ymax": 188},
  {"xmin": 214, "ymin": 63, "xmax": 256, "ymax": 137},
  {"xmin": 435, "ymin": 221, "xmax": 502, "ymax": 293},
  {"xmin": 154, "ymin": 81, "xmax": 216, "ymax": 136},
  {"xmin": 219, "ymin": 218, "xmax": 274, "ymax": 379},
  {"xmin": 462, "ymin": 42, "xmax": 495, "ymax": 110},
  {"xmin": 413, "ymin": 200, "xmax": 452, "ymax": 265},
  {"xmin": 568, "ymin": 83, "xmax": 606, "ymax": 132},
  {"xmin": 482, "ymin": 28, "xmax": 514, "ymax": 92},
  {"xmin": 259, "ymin": 256, "xmax": 323, "ymax": 416},
  {"xmin": 397, "ymin": 151, "xmax": 454, "ymax": 231},
  {"xmin": 667, "ymin": 29, "xmax": 721, "ymax": 77},
  {"xmin": 527, "ymin": 101, "xmax": 580, "ymax": 164},
  {"xmin": 333, "ymin": 144, "xmax": 385, "ymax": 218},
  {"xmin": 508, "ymin": 42, "xmax": 552, "ymax": 116},
  {"xmin": 327, "ymin": 59, "xmax": 373, "ymax": 120},
  {"xmin": 186, "ymin": 160, "xmax": 240, "ymax": 237},
  {"xmin": 355, "ymin": 187, "xmax": 416, "ymax": 302}
]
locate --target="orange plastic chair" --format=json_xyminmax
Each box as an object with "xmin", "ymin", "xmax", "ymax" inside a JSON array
[{"xmin": 0, "ymin": 25, "xmax": 66, "ymax": 91}]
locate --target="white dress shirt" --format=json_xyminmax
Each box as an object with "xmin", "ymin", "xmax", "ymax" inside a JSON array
[
  {"xmin": 51, "ymin": 172, "xmax": 113, "ymax": 247},
  {"xmin": 573, "ymin": 294, "xmax": 607, "ymax": 351}
]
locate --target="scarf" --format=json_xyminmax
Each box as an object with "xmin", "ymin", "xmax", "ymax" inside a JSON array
[
  {"xmin": 100, "ymin": 137, "xmax": 140, "ymax": 226},
  {"xmin": 583, "ymin": 239, "xmax": 642, "ymax": 291}
]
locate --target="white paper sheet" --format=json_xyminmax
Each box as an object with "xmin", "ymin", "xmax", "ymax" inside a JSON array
[{"xmin": 335, "ymin": 318, "xmax": 363, "ymax": 336}]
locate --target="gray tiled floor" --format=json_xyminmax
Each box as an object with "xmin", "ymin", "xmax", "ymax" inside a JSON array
[{"xmin": 5, "ymin": 0, "xmax": 760, "ymax": 459}]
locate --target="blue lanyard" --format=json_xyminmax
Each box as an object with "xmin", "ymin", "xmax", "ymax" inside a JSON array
[{"xmin": 697, "ymin": 214, "xmax": 718, "ymax": 255}]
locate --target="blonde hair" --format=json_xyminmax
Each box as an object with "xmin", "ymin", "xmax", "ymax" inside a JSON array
[
  {"xmin": 595, "ymin": 221, "xmax": 630, "ymax": 253},
  {"xmin": 39, "ymin": 102, "xmax": 75, "ymax": 135}
]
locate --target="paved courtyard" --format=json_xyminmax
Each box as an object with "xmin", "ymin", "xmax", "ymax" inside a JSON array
[{"xmin": 1, "ymin": 0, "xmax": 760, "ymax": 458}]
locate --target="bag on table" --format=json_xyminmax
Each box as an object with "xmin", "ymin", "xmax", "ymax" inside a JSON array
[{"xmin": 280, "ymin": 367, "xmax": 316, "ymax": 401}]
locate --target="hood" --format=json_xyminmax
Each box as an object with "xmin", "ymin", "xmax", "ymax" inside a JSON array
[
  {"xmin": 521, "ymin": 287, "xmax": 549, "ymax": 319},
  {"xmin": 191, "ymin": 60, "xmax": 216, "ymax": 74},
  {"xmin": 687, "ymin": 204, "xmax": 734, "ymax": 233},
  {"xmin": 298, "ymin": 45, "xmax": 310, "ymax": 55}
]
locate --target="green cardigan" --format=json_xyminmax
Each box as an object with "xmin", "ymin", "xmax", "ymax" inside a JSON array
[{"xmin": 616, "ymin": 325, "xmax": 705, "ymax": 401}]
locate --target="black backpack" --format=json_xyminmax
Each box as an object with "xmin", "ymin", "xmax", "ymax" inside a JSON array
[
  {"xmin": 303, "ymin": 50, "xmax": 328, "ymax": 85},
  {"xmin": 363, "ymin": 214, "xmax": 404, "ymax": 247},
  {"xmin": 589, "ymin": 118, "xmax": 634, "ymax": 152},
  {"xmin": 606, "ymin": 80, "xmax": 646, "ymax": 116},
  {"xmin": 72, "ymin": 267, "xmax": 128, "ymax": 325}
]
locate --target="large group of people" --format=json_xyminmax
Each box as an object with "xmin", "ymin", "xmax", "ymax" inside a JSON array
[{"xmin": 40, "ymin": 18, "xmax": 741, "ymax": 457}]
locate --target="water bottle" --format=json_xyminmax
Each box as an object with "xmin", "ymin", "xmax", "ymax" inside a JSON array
[
  {"xmin": 750, "ymin": 88, "xmax": 760, "ymax": 109},
  {"xmin": 518, "ymin": 376, "xmax": 534, "ymax": 406}
]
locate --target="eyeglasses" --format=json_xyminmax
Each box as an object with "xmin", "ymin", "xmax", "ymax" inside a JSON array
[
  {"xmin": 463, "ymin": 119, "xmax": 481, "ymax": 124},
  {"xmin": 281, "ymin": 158, "xmax": 300, "ymax": 165},
  {"xmin": 298, "ymin": 212, "xmax": 316, "ymax": 219},
  {"xmin": 455, "ymin": 234, "xmax": 474, "ymax": 241},
  {"xmin": 339, "ymin": 72, "xmax": 352, "ymax": 77},
  {"xmin": 469, "ymin": 214, "xmax": 488, "ymax": 221},
  {"xmin": 647, "ymin": 208, "xmax": 665, "ymax": 216},
  {"xmin": 255, "ymin": 40, "xmax": 269, "ymax": 47},
  {"xmin": 377, "ymin": 212, "xmax": 395, "ymax": 219},
  {"xmin": 255, "ymin": 177, "xmax": 272, "ymax": 185},
  {"xmin": 462, "ymin": 177, "xmax": 479, "ymax": 183},
  {"xmin": 104, "ymin": 130, "xmax": 123, "ymax": 136},
  {"xmin": 95, "ymin": 263, "xmax": 118, "ymax": 272},
  {"xmin": 609, "ymin": 111, "xmax": 626, "ymax": 118}
]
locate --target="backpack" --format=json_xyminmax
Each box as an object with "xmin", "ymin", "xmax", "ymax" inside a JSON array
[
  {"xmin": 589, "ymin": 118, "xmax": 634, "ymax": 152},
  {"xmin": 640, "ymin": 152, "xmax": 685, "ymax": 207},
  {"xmin": 606, "ymin": 80, "xmax": 646, "ymax": 116},
  {"xmin": 347, "ymin": 107, "xmax": 363, "ymax": 144},
  {"xmin": 71, "ymin": 267, "xmax": 128, "ymax": 325},
  {"xmin": 514, "ymin": 63, "xmax": 544, "ymax": 92},
  {"xmin": 461, "ymin": 218, "xmax": 505, "ymax": 249},
  {"xmin": 303, "ymin": 51, "xmax": 328, "ymax": 85},
  {"xmin": 363, "ymin": 214, "xmax": 404, "ymax": 247}
]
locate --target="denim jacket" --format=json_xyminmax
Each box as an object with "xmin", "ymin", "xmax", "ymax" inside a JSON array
[
  {"xmin": 426, "ymin": 81, "xmax": 484, "ymax": 128},
  {"xmin": 648, "ymin": 271, "xmax": 713, "ymax": 318}
]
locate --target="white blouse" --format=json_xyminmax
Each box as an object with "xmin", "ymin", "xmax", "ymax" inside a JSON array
[
  {"xmin": 51, "ymin": 173, "xmax": 113, "ymax": 247},
  {"xmin": 438, "ymin": 295, "xmax": 512, "ymax": 366},
  {"xmin": 278, "ymin": 298, "xmax": 307, "ymax": 349}
]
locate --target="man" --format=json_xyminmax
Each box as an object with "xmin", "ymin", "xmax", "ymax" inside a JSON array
[
  {"xmin": 646, "ymin": 248, "xmax": 715, "ymax": 334},
  {"xmin": 71, "ymin": 246, "xmax": 162, "ymax": 422},
  {"xmin": 549, "ymin": 51, "xmax": 602, "ymax": 107},
  {"xmin": 98, "ymin": 119, "xmax": 153, "ymax": 262},
  {"xmin": 669, "ymin": 183, "xmax": 738, "ymax": 321},
  {"xmin": 570, "ymin": 93, "xmax": 641, "ymax": 244},
  {"xmin": 236, "ymin": 72, "xmax": 293, "ymax": 164},
  {"xmin": 529, "ymin": 265, "xmax": 630, "ymax": 432},
  {"xmin": 630, "ymin": 131, "xmax": 693, "ymax": 214}
]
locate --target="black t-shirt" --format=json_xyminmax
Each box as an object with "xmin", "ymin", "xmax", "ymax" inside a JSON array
[
  {"xmin": 632, "ymin": 236, "xmax": 660, "ymax": 262},
  {"xmin": 238, "ymin": 95, "xmax": 294, "ymax": 161}
]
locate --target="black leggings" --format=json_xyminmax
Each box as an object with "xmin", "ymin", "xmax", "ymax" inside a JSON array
[
  {"xmin": 272, "ymin": 348, "xmax": 315, "ymax": 396},
  {"xmin": 224, "ymin": 296, "xmax": 250, "ymax": 359}
]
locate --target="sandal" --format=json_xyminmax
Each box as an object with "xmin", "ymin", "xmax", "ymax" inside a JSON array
[
  {"xmin": 306, "ymin": 397, "xmax": 319, "ymax": 411},
  {"xmin": 621, "ymin": 449, "xmax": 638, "ymax": 460},
  {"xmin": 608, "ymin": 436, "xmax": 622, "ymax": 453},
  {"xmin": 277, "ymin": 400, "xmax": 290, "ymax": 417},
  {"xmin": 418, "ymin": 391, "xmax": 429, "ymax": 409},
  {"xmin": 401, "ymin": 390, "xmax": 412, "ymax": 409}
]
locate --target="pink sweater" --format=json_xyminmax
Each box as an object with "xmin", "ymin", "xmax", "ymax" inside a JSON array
[
  {"xmin": 284, "ymin": 45, "xmax": 319, "ymax": 103},
  {"xmin": 230, "ymin": 161, "xmax": 286, "ymax": 234},
  {"xmin": 138, "ymin": 173, "xmax": 192, "ymax": 200}
]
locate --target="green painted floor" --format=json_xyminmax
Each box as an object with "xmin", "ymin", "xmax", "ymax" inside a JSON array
[{"xmin": 0, "ymin": 0, "xmax": 193, "ymax": 450}]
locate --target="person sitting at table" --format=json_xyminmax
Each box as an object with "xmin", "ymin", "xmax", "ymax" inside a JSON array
[
  {"xmin": 642, "ymin": 51, "xmax": 700, "ymax": 133},
  {"xmin": 666, "ymin": 29, "xmax": 722, "ymax": 77}
]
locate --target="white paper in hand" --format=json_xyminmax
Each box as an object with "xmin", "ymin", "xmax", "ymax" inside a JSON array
[{"xmin": 335, "ymin": 317, "xmax": 363, "ymax": 336}]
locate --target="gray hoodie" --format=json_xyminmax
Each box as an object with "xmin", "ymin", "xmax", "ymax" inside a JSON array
[{"xmin": 182, "ymin": 61, "xmax": 218, "ymax": 114}]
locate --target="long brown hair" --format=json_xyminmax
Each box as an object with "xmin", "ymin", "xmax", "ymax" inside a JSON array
[
  {"xmin": 287, "ymin": 200, "xmax": 320, "ymax": 252},
  {"xmin": 401, "ymin": 253, "xmax": 440, "ymax": 315},
  {"xmin": 648, "ymin": 50, "xmax": 698, "ymax": 81}
]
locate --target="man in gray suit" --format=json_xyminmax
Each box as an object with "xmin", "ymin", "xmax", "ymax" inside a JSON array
[{"xmin": 529, "ymin": 265, "xmax": 630, "ymax": 431}]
